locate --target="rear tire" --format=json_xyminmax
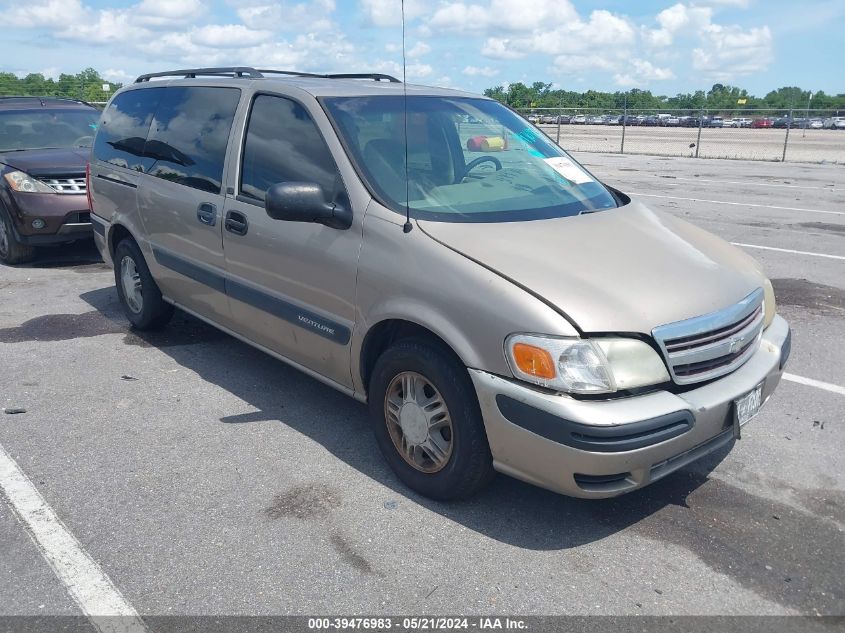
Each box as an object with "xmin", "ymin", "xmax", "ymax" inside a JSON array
[
  {"xmin": 369, "ymin": 338, "xmax": 494, "ymax": 500},
  {"xmin": 0, "ymin": 206, "xmax": 36, "ymax": 265},
  {"xmin": 114, "ymin": 238, "xmax": 174, "ymax": 330}
]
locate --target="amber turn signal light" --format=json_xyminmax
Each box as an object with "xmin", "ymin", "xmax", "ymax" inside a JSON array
[{"xmin": 512, "ymin": 343, "xmax": 556, "ymax": 379}]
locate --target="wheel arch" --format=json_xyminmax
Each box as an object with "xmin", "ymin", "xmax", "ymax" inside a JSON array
[{"xmin": 358, "ymin": 317, "xmax": 473, "ymax": 399}]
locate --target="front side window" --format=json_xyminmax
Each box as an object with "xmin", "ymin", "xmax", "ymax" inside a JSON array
[
  {"xmin": 145, "ymin": 86, "xmax": 241, "ymax": 194},
  {"xmin": 324, "ymin": 96, "xmax": 619, "ymax": 222},
  {"xmin": 240, "ymin": 94, "xmax": 343, "ymax": 203},
  {"xmin": 93, "ymin": 88, "xmax": 165, "ymax": 172},
  {"xmin": 0, "ymin": 108, "xmax": 100, "ymax": 152}
]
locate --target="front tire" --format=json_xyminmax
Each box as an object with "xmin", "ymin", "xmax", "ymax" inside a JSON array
[
  {"xmin": 113, "ymin": 238, "xmax": 174, "ymax": 330},
  {"xmin": 0, "ymin": 206, "xmax": 36, "ymax": 265},
  {"xmin": 369, "ymin": 339, "xmax": 494, "ymax": 500}
]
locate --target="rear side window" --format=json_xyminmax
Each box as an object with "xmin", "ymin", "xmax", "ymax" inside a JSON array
[
  {"xmin": 146, "ymin": 87, "xmax": 241, "ymax": 194},
  {"xmin": 93, "ymin": 88, "xmax": 165, "ymax": 172},
  {"xmin": 240, "ymin": 94, "xmax": 342, "ymax": 203}
]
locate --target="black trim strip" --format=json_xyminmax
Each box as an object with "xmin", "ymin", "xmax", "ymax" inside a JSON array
[
  {"xmin": 90, "ymin": 214, "xmax": 106, "ymax": 236},
  {"xmin": 96, "ymin": 174, "xmax": 137, "ymax": 189},
  {"xmin": 780, "ymin": 327, "xmax": 792, "ymax": 370},
  {"xmin": 151, "ymin": 247, "xmax": 351, "ymax": 345},
  {"xmin": 152, "ymin": 247, "xmax": 226, "ymax": 293},
  {"xmin": 226, "ymin": 279, "xmax": 351, "ymax": 345},
  {"xmin": 495, "ymin": 395, "xmax": 694, "ymax": 452}
]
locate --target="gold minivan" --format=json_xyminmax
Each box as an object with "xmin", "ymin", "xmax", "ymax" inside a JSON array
[{"xmin": 89, "ymin": 67, "xmax": 791, "ymax": 500}]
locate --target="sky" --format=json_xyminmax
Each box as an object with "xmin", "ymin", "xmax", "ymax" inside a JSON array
[{"xmin": 1, "ymin": 0, "xmax": 843, "ymax": 96}]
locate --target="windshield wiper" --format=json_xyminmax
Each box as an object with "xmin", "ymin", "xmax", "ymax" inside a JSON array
[{"xmin": 0, "ymin": 147, "xmax": 63, "ymax": 152}]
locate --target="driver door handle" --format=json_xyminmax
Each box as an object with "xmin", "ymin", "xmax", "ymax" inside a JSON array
[{"xmin": 225, "ymin": 210, "xmax": 249, "ymax": 236}]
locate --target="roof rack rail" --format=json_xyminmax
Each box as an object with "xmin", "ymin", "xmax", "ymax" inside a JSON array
[
  {"xmin": 135, "ymin": 67, "xmax": 264, "ymax": 83},
  {"xmin": 256, "ymin": 69, "xmax": 324, "ymax": 78},
  {"xmin": 133, "ymin": 67, "xmax": 402, "ymax": 84},
  {"xmin": 260, "ymin": 70, "xmax": 401, "ymax": 82},
  {"xmin": 325, "ymin": 73, "xmax": 400, "ymax": 83},
  {"xmin": 0, "ymin": 95, "xmax": 95, "ymax": 107}
]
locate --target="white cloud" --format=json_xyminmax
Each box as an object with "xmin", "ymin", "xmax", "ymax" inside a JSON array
[
  {"xmin": 236, "ymin": 1, "xmax": 335, "ymax": 32},
  {"xmin": 135, "ymin": 0, "xmax": 204, "ymax": 27},
  {"xmin": 190, "ymin": 24, "xmax": 273, "ymax": 48},
  {"xmin": 463, "ymin": 65, "xmax": 499, "ymax": 77},
  {"xmin": 692, "ymin": 24, "xmax": 772, "ymax": 78},
  {"xmin": 407, "ymin": 42, "xmax": 431, "ymax": 58},
  {"xmin": 102, "ymin": 68, "xmax": 135, "ymax": 83},
  {"xmin": 429, "ymin": 0, "xmax": 577, "ymax": 33},
  {"xmin": 360, "ymin": 0, "xmax": 428, "ymax": 26},
  {"xmin": 692, "ymin": 0, "xmax": 751, "ymax": 7},
  {"xmin": 614, "ymin": 59, "xmax": 675, "ymax": 87}
]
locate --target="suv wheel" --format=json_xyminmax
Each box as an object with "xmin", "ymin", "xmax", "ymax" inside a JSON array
[
  {"xmin": 369, "ymin": 339, "xmax": 494, "ymax": 500},
  {"xmin": 0, "ymin": 207, "xmax": 36, "ymax": 265},
  {"xmin": 114, "ymin": 238, "xmax": 174, "ymax": 330}
]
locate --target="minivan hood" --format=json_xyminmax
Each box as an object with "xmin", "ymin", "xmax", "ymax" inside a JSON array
[
  {"xmin": 0, "ymin": 147, "xmax": 90, "ymax": 175},
  {"xmin": 417, "ymin": 201, "xmax": 765, "ymax": 334}
]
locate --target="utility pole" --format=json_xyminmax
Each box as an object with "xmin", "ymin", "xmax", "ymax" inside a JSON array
[{"xmin": 803, "ymin": 91, "xmax": 813, "ymax": 138}]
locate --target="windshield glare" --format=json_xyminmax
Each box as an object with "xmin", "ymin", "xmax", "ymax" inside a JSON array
[
  {"xmin": 324, "ymin": 96, "xmax": 618, "ymax": 222},
  {"xmin": 0, "ymin": 109, "xmax": 99, "ymax": 152}
]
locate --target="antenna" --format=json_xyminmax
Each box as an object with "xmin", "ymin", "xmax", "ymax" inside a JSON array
[{"xmin": 400, "ymin": 0, "xmax": 413, "ymax": 233}]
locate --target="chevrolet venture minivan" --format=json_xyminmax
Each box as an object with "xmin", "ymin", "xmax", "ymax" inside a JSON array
[{"xmin": 88, "ymin": 67, "xmax": 791, "ymax": 500}]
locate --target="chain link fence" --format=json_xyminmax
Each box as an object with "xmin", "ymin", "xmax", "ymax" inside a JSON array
[
  {"xmin": 0, "ymin": 80, "xmax": 117, "ymax": 108},
  {"xmin": 518, "ymin": 107, "xmax": 845, "ymax": 163}
]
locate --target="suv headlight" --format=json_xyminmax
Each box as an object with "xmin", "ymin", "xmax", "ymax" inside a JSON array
[
  {"xmin": 4, "ymin": 171, "xmax": 54, "ymax": 194},
  {"xmin": 505, "ymin": 333, "xmax": 670, "ymax": 394}
]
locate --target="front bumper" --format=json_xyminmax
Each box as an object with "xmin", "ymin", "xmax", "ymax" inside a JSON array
[
  {"xmin": 4, "ymin": 190, "xmax": 91, "ymax": 244},
  {"xmin": 470, "ymin": 314, "xmax": 790, "ymax": 498}
]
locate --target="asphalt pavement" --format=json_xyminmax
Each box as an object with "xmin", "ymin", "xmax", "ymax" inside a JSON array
[{"xmin": 1, "ymin": 153, "xmax": 843, "ymax": 621}]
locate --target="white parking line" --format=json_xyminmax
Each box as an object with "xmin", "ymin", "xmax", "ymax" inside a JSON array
[
  {"xmin": 730, "ymin": 242, "xmax": 845, "ymax": 261},
  {"xmin": 0, "ymin": 442, "xmax": 147, "ymax": 633},
  {"xmin": 784, "ymin": 373, "xmax": 845, "ymax": 396},
  {"xmin": 651, "ymin": 176, "xmax": 836, "ymax": 191},
  {"xmin": 629, "ymin": 192, "xmax": 845, "ymax": 216}
]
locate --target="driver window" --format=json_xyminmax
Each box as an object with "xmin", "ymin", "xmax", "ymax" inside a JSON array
[{"xmin": 240, "ymin": 95, "xmax": 344, "ymax": 204}]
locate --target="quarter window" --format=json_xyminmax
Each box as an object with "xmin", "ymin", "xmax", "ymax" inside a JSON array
[
  {"xmin": 240, "ymin": 95, "xmax": 343, "ymax": 203},
  {"xmin": 145, "ymin": 87, "xmax": 241, "ymax": 194},
  {"xmin": 93, "ymin": 88, "xmax": 165, "ymax": 172}
]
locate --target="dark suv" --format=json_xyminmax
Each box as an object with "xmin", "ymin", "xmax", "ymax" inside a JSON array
[{"xmin": 0, "ymin": 97, "xmax": 99, "ymax": 264}]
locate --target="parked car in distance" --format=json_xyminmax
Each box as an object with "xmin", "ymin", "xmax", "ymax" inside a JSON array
[
  {"xmin": 89, "ymin": 66, "xmax": 790, "ymax": 501},
  {"xmin": 571, "ymin": 114, "xmax": 586, "ymax": 124},
  {"xmin": 734, "ymin": 118, "xmax": 753, "ymax": 128},
  {"xmin": 527, "ymin": 114, "xmax": 540, "ymax": 124},
  {"xmin": 721, "ymin": 119, "xmax": 737, "ymax": 128},
  {"xmin": 604, "ymin": 115, "xmax": 621, "ymax": 125},
  {"xmin": 705, "ymin": 116, "xmax": 724, "ymax": 128},
  {"xmin": 663, "ymin": 116, "xmax": 681, "ymax": 126},
  {"xmin": 751, "ymin": 117, "xmax": 774, "ymax": 128},
  {"xmin": 823, "ymin": 116, "xmax": 845, "ymax": 129},
  {"xmin": 772, "ymin": 117, "xmax": 794, "ymax": 128},
  {"xmin": 642, "ymin": 115, "xmax": 659, "ymax": 126},
  {"xmin": 0, "ymin": 96, "xmax": 99, "ymax": 264},
  {"xmin": 540, "ymin": 114, "xmax": 557, "ymax": 125}
]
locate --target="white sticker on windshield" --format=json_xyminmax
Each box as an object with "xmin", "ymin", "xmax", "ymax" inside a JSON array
[{"xmin": 543, "ymin": 157, "xmax": 594, "ymax": 184}]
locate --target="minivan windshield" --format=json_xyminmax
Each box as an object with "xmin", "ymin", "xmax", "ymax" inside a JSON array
[
  {"xmin": 0, "ymin": 109, "xmax": 99, "ymax": 152},
  {"xmin": 324, "ymin": 96, "xmax": 618, "ymax": 222}
]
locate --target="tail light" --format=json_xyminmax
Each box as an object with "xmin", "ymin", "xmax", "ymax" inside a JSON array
[{"xmin": 85, "ymin": 162, "xmax": 93, "ymax": 212}]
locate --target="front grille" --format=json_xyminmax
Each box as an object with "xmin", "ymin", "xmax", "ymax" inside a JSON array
[
  {"xmin": 652, "ymin": 288, "xmax": 765, "ymax": 385},
  {"xmin": 38, "ymin": 175, "xmax": 86, "ymax": 194}
]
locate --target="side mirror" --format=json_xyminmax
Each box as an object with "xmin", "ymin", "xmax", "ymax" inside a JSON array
[{"xmin": 264, "ymin": 182, "xmax": 352, "ymax": 230}]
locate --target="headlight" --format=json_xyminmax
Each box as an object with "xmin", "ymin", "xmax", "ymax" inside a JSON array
[
  {"xmin": 4, "ymin": 171, "xmax": 54, "ymax": 194},
  {"xmin": 763, "ymin": 278, "xmax": 776, "ymax": 328},
  {"xmin": 505, "ymin": 333, "xmax": 670, "ymax": 394}
]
